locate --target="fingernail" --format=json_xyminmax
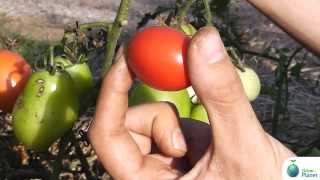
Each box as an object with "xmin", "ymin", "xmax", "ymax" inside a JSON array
[
  {"xmin": 195, "ymin": 32, "xmax": 226, "ymax": 64},
  {"xmin": 172, "ymin": 129, "xmax": 187, "ymax": 152}
]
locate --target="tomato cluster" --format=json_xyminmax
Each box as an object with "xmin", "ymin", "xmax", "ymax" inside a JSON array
[
  {"xmin": 128, "ymin": 26, "xmax": 261, "ymax": 123},
  {"xmin": 12, "ymin": 55, "xmax": 93, "ymax": 151},
  {"xmin": 0, "ymin": 45, "xmax": 93, "ymax": 151},
  {"xmin": 129, "ymin": 66, "xmax": 261, "ymax": 124}
]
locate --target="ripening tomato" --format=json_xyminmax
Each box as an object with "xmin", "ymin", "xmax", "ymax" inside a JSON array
[
  {"xmin": 127, "ymin": 26, "xmax": 190, "ymax": 91},
  {"xmin": 0, "ymin": 50, "xmax": 32, "ymax": 112},
  {"xmin": 12, "ymin": 70, "xmax": 79, "ymax": 151},
  {"xmin": 129, "ymin": 82, "xmax": 192, "ymax": 118}
]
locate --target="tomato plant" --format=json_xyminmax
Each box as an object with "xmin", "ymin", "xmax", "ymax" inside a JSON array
[
  {"xmin": 0, "ymin": 50, "xmax": 32, "ymax": 112},
  {"xmin": 237, "ymin": 67, "xmax": 261, "ymax": 101},
  {"xmin": 127, "ymin": 26, "xmax": 190, "ymax": 91},
  {"xmin": 190, "ymin": 104, "xmax": 209, "ymax": 123},
  {"xmin": 129, "ymin": 82, "xmax": 192, "ymax": 118},
  {"xmin": 12, "ymin": 70, "xmax": 79, "ymax": 151},
  {"xmin": 55, "ymin": 57, "xmax": 93, "ymax": 97}
]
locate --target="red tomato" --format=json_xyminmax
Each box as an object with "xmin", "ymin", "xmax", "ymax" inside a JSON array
[
  {"xmin": 0, "ymin": 50, "xmax": 32, "ymax": 112},
  {"xmin": 127, "ymin": 26, "xmax": 190, "ymax": 91}
]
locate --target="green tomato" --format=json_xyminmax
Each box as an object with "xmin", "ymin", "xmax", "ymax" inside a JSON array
[
  {"xmin": 237, "ymin": 67, "xmax": 261, "ymax": 101},
  {"xmin": 55, "ymin": 57, "xmax": 93, "ymax": 97},
  {"xmin": 129, "ymin": 82, "xmax": 192, "ymax": 118},
  {"xmin": 12, "ymin": 70, "xmax": 79, "ymax": 151},
  {"xmin": 190, "ymin": 105, "xmax": 209, "ymax": 124}
]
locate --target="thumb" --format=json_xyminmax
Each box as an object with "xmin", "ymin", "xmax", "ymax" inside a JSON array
[
  {"xmin": 188, "ymin": 26, "xmax": 248, "ymax": 115},
  {"xmin": 188, "ymin": 27, "xmax": 267, "ymax": 148}
]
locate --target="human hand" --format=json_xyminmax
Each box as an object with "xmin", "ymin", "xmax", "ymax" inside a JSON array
[{"xmin": 88, "ymin": 26, "xmax": 295, "ymax": 180}]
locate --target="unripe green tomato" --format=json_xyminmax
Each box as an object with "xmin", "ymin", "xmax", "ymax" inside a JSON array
[
  {"xmin": 190, "ymin": 105, "xmax": 209, "ymax": 124},
  {"xmin": 12, "ymin": 70, "xmax": 79, "ymax": 151},
  {"xmin": 55, "ymin": 57, "xmax": 93, "ymax": 97},
  {"xmin": 129, "ymin": 82, "xmax": 192, "ymax": 118},
  {"xmin": 236, "ymin": 67, "xmax": 261, "ymax": 101}
]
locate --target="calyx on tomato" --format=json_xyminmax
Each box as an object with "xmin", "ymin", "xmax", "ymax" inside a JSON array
[{"xmin": 180, "ymin": 23, "xmax": 197, "ymax": 36}]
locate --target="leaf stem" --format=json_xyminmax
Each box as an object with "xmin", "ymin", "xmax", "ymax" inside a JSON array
[{"xmin": 48, "ymin": 45, "xmax": 56, "ymax": 75}]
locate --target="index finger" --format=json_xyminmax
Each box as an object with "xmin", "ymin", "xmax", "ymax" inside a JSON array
[{"xmin": 88, "ymin": 47, "xmax": 144, "ymax": 179}]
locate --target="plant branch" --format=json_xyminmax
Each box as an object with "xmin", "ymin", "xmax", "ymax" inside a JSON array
[
  {"xmin": 202, "ymin": 0, "xmax": 213, "ymax": 25},
  {"xmin": 285, "ymin": 47, "xmax": 303, "ymax": 68},
  {"xmin": 272, "ymin": 66, "xmax": 285, "ymax": 136},
  {"xmin": 176, "ymin": 0, "xmax": 195, "ymax": 25},
  {"xmin": 239, "ymin": 48, "xmax": 280, "ymax": 62},
  {"xmin": 102, "ymin": 0, "xmax": 131, "ymax": 77},
  {"xmin": 49, "ymin": 131, "xmax": 72, "ymax": 180}
]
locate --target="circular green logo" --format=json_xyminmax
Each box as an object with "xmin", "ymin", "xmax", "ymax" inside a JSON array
[{"xmin": 287, "ymin": 162, "xmax": 299, "ymax": 177}]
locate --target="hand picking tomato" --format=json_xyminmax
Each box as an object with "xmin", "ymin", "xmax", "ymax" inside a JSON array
[
  {"xmin": 127, "ymin": 26, "xmax": 190, "ymax": 91},
  {"xmin": 236, "ymin": 67, "xmax": 261, "ymax": 101},
  {"xmin": 55, "ymin": 57, "xmax": 93, "ymax": 98},
  {"xmin": 0, "ymin": 50, "xmax": 32, "ymax": 112},
  {"xmin": 189, "ymin": 104, "xmax": 209, "ymax": 124},
  {"xmin": 129, "ymin": 82, "xmax": 192, "ymax": 118}
]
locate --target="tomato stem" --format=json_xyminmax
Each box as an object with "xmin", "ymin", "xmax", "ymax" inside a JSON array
[
  {"xmin": 101, "ymin": 0, "xmax": 131, "ymax": 77},
  {"xmin": 227, "ymin": 47, "xmax": 245, "ymax": 72},
  {"xmin": 271, "ymin": 47, "xmax": 302, "ymax": 137},
  {"xmin": 48, "ymin": 45, "xmax": 56, "ymax": 75}
]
